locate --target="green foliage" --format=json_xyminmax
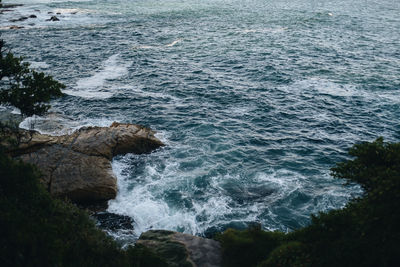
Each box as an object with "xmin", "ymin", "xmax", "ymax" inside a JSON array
[
  {"xmin": 216, "ymin": 225, "xmax": 285, "ymax": 267},
  {"xmin": 125, "ymin": 244, "xmax": 169, "ymax": 267},
  {"xmin": 300, "ymin": 137, "xmax": 400, "ymax": 267},
  {"xmin": 258, "ymin": 241, "xmax": 311, "ymax": 267},
  {"xmin": 0, "ymin": 39, "xmax": 65, "ymax": 117},
  {"xmin": 219, "ymin": 138, "xmax": 400, "ymax": 267},
  {"xmin": 331, "ymin": 137, "xmax": 400, "ymax": 200},
  {"xmin": 0, "ymin": 150, "xmax": 167, "ymax": 267}
]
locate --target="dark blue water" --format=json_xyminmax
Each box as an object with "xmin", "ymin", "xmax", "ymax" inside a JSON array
[{"xmin": 2, "ymin": 0, "xmax": 399, "ymax": 243}]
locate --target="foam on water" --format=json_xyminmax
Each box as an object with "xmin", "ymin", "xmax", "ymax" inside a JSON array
[
  {"xmin": 165, "ymin": 39, "xmax": 182, "ymax": 47},
  {"xmin": 64, "ymin": 54, "xmax": 131, "ymax": 99},
  {"xmin": 29, "ymin": 61, "xmax": 50, "ymax": 69},
  {"xmin": 107, "ymin": 148, "xmax": 360, "ymax": 239},
  {"xmin": 284, "ymin": 78, "xmax": 400, "ymax": 104},
  {"xmin": 240, "ymin": 27, "xmax": 287, "ymax": 34},
  {"xmin": 19, "ymin": 113, "xmax": 115, "ymax": 135},
  {"xmin": 133, "ymin": 39, "xmax": 182, "ymax": 50}
]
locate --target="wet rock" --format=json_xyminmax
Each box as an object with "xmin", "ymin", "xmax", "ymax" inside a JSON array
[
  {"xmin": 93, "ymin": 211, "xmax": 134, "ymax": 231},
  {"xmin": 1, "ymin": 4, "xmax": 24, "ymax": 9},
  {"xmin": 46, "ymin": 16, "xmax": 60, "ymax": 21},
  {"xmin": 29, "ymin": 14, "xmax": 37, "ymax": 18},
  {"xmin": 137, "ymin": 230, "xmax": 222, "ymax": 267},
  {"xmin": 1, "ymin": 122, "xmax": 164, "ymax": 204},
  {"xmin": 0, "ymin": 9, "xmax": 14, "ymax": 13},
  {"xmin": 9, "ymin": 16, "xmax": 28, "ymax": 22}
]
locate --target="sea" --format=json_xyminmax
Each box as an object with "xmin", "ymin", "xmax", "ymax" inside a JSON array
[{"xmin": 1, "ymin": 0, "xmax": 399, "ymax": 245}]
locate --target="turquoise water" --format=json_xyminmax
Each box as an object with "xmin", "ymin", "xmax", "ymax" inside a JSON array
[{"xmin": 2, "ymin": 0, "xmax": 399, "ymax": 243}]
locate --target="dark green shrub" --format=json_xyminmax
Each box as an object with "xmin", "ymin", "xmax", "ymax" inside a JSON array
[
  {"xmin": 216, "ymin": 225, "xmax": 285, "ymax": 267},
  {"xmin": 220, "ymin": 138, "xmax": 400, "ymax": 267},
  {"xmin": 125, "ymin": 244, "xmax": 169, "ymax": 267},
  {"xmin": 0, "ymin": 150, "xmax": 167, "ymax": 266},
  {"xmin": 259, "ymin": 241, "xmax": 311, "ymax": 267}
]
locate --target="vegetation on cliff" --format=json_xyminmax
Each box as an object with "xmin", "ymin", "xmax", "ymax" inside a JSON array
[
  {"xmin": 217, "ymin": 137, "xmax": 400, "ymax": 267},
  {"xmin": 0, "ymin": 148, "xmax": 167, "ymax": 267},
  {"xmin": 0, "ymin": 40, "xmax": 166, "ymax": 267}
]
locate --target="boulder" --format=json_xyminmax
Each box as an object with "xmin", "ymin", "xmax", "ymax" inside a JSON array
[
  {"xmin": 137, "ymin": 230, "xmax": 222, "ymax": 267},
  {"xmin": 46, "ymin": 16, "xmax": 59, "ymax": 21},
  {"xmin": 9, "ymin": 16, "xmax": 28, "ymax": 22},
  {"xmin": 1, "ymin": 122, "xmax": 164, "ymax": 203}
]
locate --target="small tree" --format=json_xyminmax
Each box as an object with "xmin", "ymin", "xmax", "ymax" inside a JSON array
[{"xmin": 0, "ymin": 39, "xmax": 65, "ymax": 123}]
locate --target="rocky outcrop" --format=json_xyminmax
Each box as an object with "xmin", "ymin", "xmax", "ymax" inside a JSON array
[
  {"xmin": 1, "ymin": 122, "xmax": 164, "ymax": 203},
  {"xmin": 46, "ymin": 16, "xmax": 60, "ymax": 21},
  {"xmin": 137, "ymin": 230, "xmax": 222, "ymax": 267}
]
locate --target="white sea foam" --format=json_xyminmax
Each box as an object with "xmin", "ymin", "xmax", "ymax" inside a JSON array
[
  {"xmin": 19, "ymin": 113, "xmax": 115, "ymax": 135},
  {"xmin": 52, "ymin": 8, "xmax": 87, "ymax": 14},
  {"xmin": 109, "ymin": 153, "xmax": 347, "ymax": 238},
  {"xmin": 11, "ymin": 108, "xmax": 21, "ymax": 115},
  {"xmin": 126, "ymin": 85, "xmax": 180, "ymax": 101},
  {"xmin": 64, "ymin": 54, "xmax": 131, "ymax": 99},
  {"xmin": 132, "ymin": 45, "xmax": 155, "ymax": 49},
  {"xmin": 241, "ymin": 27, "xmax": 287, "ymax": 34},
  {"xmin": 108, "ymin": 157, "xmax": 198, "ymax": 237},
  {"xmin": 286, "ymin": 78, "xmax": 359, "ymax": 97},
  {"xmin": 284, "ymin": 78, "xmax": 400, "ymax": 105},
  {"xmin": 29, "ymin": 61, "xmax": 49, "ymax": 69},
  {"xmin": 132, "ymin": 39, "xmax": 182, "ymax": 50},
  {"xmin": 165, "ymin": 39, "xmax": 181, "ymax": 47}
]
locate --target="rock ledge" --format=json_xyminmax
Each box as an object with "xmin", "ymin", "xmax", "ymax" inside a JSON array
[
  {"xmin": 1, "ymin": 122, "xmax": 164, "ymax": 203},
  {"xmin": 137, "ymin": 230, "xmax": 222, "ymax": 267}
]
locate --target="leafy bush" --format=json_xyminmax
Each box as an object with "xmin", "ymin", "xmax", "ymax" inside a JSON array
[
  {"xmin": 258, "ymin": 241, "xmax": 311, "ymax": 267},
  {"xmin": 219, "ymin": 138, "xmax": 400, "ymax": 267},
  {"xmin": 216, "ymin": 225, "xmax": 285, "ymax": 267}
]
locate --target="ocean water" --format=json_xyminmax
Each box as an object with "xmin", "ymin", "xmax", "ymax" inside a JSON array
[{"xmin": 1, "ymin": 0, "xmax": 399, "ymax": 244}]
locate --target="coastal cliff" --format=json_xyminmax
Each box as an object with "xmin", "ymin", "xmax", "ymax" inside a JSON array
[{"xmin": 1, "ymin": 122, "xmax": 164, "ymax": 203}]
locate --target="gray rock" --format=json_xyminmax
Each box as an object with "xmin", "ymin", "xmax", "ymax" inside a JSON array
[
  {"xmin": 9, "ymin": 16, "xmax": 28, "ymax": 22},
  {"xmin": 46, "ymin": 16, "xmax": 59, "ymax": 21},
  {"xmin": 1, "ymin": 122, "xmax": 164, "ymax": 203},
  {"xmin": 137, "ymin": 230, "xmax": 222, "ymax": 267},
  {"xmin": 1, "ymin": 4, "xmax": 24, "ymax": 9}
]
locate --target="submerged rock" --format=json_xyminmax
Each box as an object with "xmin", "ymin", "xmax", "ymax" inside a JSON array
[
  {"xmin": 137, "ymin": 230, "xmax": 222, "ymax": 267},
  {"xmin": 9, "ymin": 16, "xmax": 28, "ymax": 22},
  {"xmin": 1, "ymin": 4, "xmax": 24, "ymax": 9},
  {"xmin": 46, "ymin": 16, "xmax": 60, "ymax": 21},
  {"xmin": 1, "ymin": 122, "xmax": 164, "ymax": 203}
]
